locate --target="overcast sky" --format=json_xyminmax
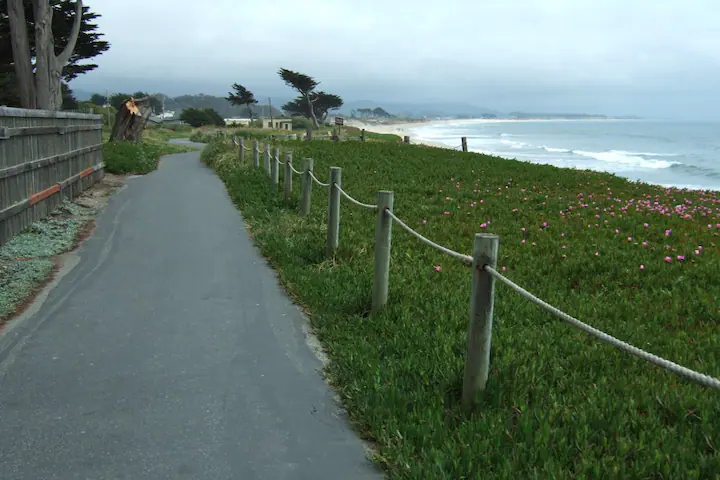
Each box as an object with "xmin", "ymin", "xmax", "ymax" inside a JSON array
[{"xmin": 72, "ymin": 0, "xmax": 720, "ymax": 119}]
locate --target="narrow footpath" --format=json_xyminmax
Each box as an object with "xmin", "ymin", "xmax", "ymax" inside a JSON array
[{"xmin": 0, "ymin": 143, "xmax": 382, "ymax": 480}]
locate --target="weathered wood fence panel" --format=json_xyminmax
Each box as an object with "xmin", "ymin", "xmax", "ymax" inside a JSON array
[{"xmin": 0, "ymin": 107, "xmax": 104, "ymax": 247}]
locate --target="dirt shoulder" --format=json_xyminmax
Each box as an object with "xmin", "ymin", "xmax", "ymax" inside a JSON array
[{"xmin": 0, "ymin": 173, "xmax": 126, "ymax": 332}]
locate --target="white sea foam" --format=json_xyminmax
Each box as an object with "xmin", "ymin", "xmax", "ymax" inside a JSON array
[{"xmin": 573, "ymin": 150, "xmax": 680, "ymax": 169}]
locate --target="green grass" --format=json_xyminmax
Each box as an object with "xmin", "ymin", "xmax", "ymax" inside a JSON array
[
  {"xmin": 103, "ymin": 128, "xmax": 196, "ymax": 175},
  {"xmin": 202, "ymin": 136, "xmax": 719, "ymax": 479}
]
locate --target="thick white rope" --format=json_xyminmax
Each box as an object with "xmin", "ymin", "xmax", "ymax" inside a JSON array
[
  {"xmin": 288, "ymin": 162, "xmax": 303, "ymax": 175},
  {"xmin": 385, "ymin": 209, "xmax": 473, "ymax": 264},
  {"xmin": 334, "ymin": 183, "xmax": 377, "ymax": 210},
  {"xmin": 485, "ymin": 266, "xmax": 720, "ymax": 390},
  {"xmin": 308, "ymin": 170, "xmax": 330, "ymax": 187},
  {"xmin": 232, "ymin": 136, "xmax": 238, "ymax": 146},
  {"xmin": 275, "ymin": 155, "xmax": 285, "ymax": 165}
]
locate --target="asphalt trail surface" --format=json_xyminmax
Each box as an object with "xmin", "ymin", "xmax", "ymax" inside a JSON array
[{"xmin": 0, "ymin": 143, "xmax": 382, "ymax": 479}]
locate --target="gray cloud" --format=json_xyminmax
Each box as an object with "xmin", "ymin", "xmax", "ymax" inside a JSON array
[{"xmin": 72, "ymin": 0, "xmax": 720, "ymax": 119}]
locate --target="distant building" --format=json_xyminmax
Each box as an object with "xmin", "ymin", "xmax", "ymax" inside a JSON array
[
  {"xmin": 225, "ymin": 118, "xmax": 252, "ymax": 126},
  {"xmin": 262, "ymin": 118, "xmax": 292, "ymax": 130}
]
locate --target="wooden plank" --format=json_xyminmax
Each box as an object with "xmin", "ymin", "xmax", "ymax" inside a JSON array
[
  {"xmin": 0, "ymin": 143, "xmax": 103, "ymax": 180},
  {"xmin": 0, "ymin": 106, "xmax": 101, "ymax": 120},
  {"xmin": 29, "ymin": 184, "xmax": 61, "ymax": 205},
  {"xmin": 0, "ymin": 162, "xmax": 105, "ymax": 222},
  {"xmin": 0, "ymin": 124, "xmax": 102, "ymax": 139}
]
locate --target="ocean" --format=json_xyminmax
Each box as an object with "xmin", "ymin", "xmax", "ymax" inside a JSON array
[{"xmin": 408, "ymin": 120, "xmax": 720, "ymax": 192}]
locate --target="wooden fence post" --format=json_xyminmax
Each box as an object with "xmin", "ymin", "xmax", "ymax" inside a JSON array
[
  {"xmin": 361, "ymin": 129, "xmax": 366, "ymax": 142},
  {"xmin": 306, "ymin": 127, "xmax": 313, "ymax": 141},
  {"xmin": 403, "ymin": 135, "xmax": 410, "ymax": 144},
  {"xmin": 253, "ymin": 140, "xmax": 259, "ymax": 167},
  {"xmin": 461, "ymin": 137, "xmax": 468, "ymax": 152},
  {"xmin": 300, "ymin": 158, "xmax": 314, "ymax": 216},
  {"xmin": 264, "ymin": 144, "xmax": 271, "ymax": 176},
  {"xmin": 271, "ymin": 146, "xmax": 280, "ymax": 186},
  {"xmin": 462, "ymin": 233, "xmax": 499, "ymax": 411},
  {"xmin": 327, "ymin": 167, "xmax": 341, "ymax": 256},
  {"xmin": 372, "ymin": 191, "xmax": 394, "ymax": 312},
  {"xmin": 284, "ymin": 152, "xmax": 293, "ymax": 201}
]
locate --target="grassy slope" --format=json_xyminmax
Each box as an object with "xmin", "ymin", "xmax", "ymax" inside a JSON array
[{"xmin": 202, "ymin": 136, "xmax": 719, "ymax": 479}]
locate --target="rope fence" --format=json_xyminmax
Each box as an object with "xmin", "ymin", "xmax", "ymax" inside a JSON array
[{"xmin": 229, "ymin": 136, "xmax": 720, "ymax": 408}]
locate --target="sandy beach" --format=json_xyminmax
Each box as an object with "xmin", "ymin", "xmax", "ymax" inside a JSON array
[{"xmin": 345, "ymin": 119, "xmax": 459, "ymax": 149}]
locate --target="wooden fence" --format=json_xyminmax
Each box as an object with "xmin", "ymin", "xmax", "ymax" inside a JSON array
[{"xmin": 0, "ymin": 107, "xmax": 105, "ymax": 247}]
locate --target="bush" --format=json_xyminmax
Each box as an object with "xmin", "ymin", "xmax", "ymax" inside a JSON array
[
  {"xmin": 291, "ymin": 117, "xmax": 313, "ymax": 131},
  {"xmin": 103, "ymin": 138, "xmax": 195, "ymax": 175}
]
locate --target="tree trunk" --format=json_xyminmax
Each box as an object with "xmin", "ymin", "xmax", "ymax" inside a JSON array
[
  {"xmin": 33, "ymin": 0, "xmax": 53, "ymax": 110},
  {"xmin": 30, "ymin": 0, "xmax": 84, "ymax": 110},
  {"xmin": 304, "ymin": 93, "xmax": 319, "ymax": 129},
  {"xmin": 110, "ymin": 97, "xmax": 153, "ymax": 142},
  {"xmin": 7, "ymin": 0, "xmax": 36, "ymax": 108}
]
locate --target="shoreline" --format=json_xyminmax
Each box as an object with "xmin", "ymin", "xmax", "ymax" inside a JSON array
[{"xmin": 347, "ymin": 119, "xmax": 720, "ymax": 193}]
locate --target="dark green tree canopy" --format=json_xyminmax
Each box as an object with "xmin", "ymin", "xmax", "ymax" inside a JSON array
[
  {"xmin": 226, "ymin": 83, "xmax": 258, "ymax": 119},
  {"xmin": 282, "ymin": 91, "xmax": 343, "ymax": 123},
  {"xmin": 179, "ymin": 107, "xmax": 225, "ymax": 128},
  {"xmin": 278, "ymin": 68, "xmax": 318, "ymax": 95},
  {"xmin": 0, "ymin": 0, "xmax": 110, "ymax": 81},
  {"xmin": 89, "ymin": 93, "xmax": 106, "ymax": 106}
]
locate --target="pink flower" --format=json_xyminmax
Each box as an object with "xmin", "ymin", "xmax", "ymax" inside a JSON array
[
  {"xmin": 640, "ymin": 264, "xmax": 645, "ymax": 270},
  {"xmin": 665, "ymin": 256, "xmax": 672, "ymax": 263},
  {"xmin": 434, "ymin": 265, "xmax": 442, "ymax": 272},
  {"xmin": 562, "ymin": 245, "xmax": 567, "ymax": 249},
  {"xmin": 642, "ymin": 241, "xmax": 648, "ymax": 247},
  {"xmin": 561, "ymin": 232, "xmax": 566, "ymax": 237},
  {"xmin": 522, "ymin": 239, "xmax": 526, "ymax": 244},
  {"xmin": 677, "ymin": 255, "xmax": 685, "ymax": 261},
  {"xmin": 709, "ymin": 224, "xmax": 713, "ymax": 229},
  {"xmin": 644, "ymin": 223, "xmax": 649, "ymax": 228},
  {"xmin": 542, "ymin": 222, "xmax": 548, "ymax": 227},
  {"xmin": 422, "ymin": 219, "xmax": 428, "ymax": 224},
  {"xmin": 521, "ymin": 227, "xmax": 526, "ymax": 232},
  {"xmin": 699, "ymin": 245, "xmax": 704, "ymax": 250},
  {"xmin": 615, "ymin": 229, "xmax": 620, "ymax": 234},
  {"xmin": 665, "ymin": 229, "xmax": 672, "ymax": 236},
  {"xmin": 627, "ymin": 236, "xmax": 633, "ymax": 242},
  {"xmin": 695, "ymin": 249, "xmax": 700, "ymax": 255},
  {"xmin": 480, "ymin": 223, "xmax": 487, "ymax": 228},
  {"xmin": 445, "ymin": 196, "xmax": 450, "ymax": 201},
  {"xmin": 502, "ymin": 266, "xmax": 507, "ymax": 271}
]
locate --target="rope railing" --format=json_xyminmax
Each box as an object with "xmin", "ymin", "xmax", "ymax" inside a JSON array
[
  {"xmin": 485, "ymin": 266, "xmax": 720, "ymax": 390},
  {"xmin": 308, "ymin": 170, "xmax": 330, "ymax": 187},
  {"xmin": 288, "ymin": 162, "xmax": 303, "ymax": 175},
  {"xmin": 235, "ymin": 138, "xmax": 720, "ymax": 410},
  {"xmin": 334, "ymin": 183, "xmax": 377, "ymax": 210},
  {"xmin": 385, "ymin": 209, "xmax": 473, "ymax": 264}
]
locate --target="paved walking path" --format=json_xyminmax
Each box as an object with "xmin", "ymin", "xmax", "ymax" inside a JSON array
[{"xmin": 0, "ymin": 144, "xmax": 382, "ymax": 479}]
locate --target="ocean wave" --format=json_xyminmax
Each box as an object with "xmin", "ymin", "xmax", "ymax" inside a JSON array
[
  {"xmin": 669, "ymin": 162, "xmax": 720, "ymax": 179},
  {"xmin": 573, "ymin": 150, "xmax": 681, "ymax": 169},
  {"xmin": 609, "ymin": 150, "xmax": 678, "ymax": 157}
]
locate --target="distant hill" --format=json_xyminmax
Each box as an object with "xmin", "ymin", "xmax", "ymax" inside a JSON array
[
  {"xmin": 158, "ymin": 94, "xmax": 284, "ymax": 119},
  {"xmin": 341, "ymin": 100, "xmax": 501, "ymax": 119}
]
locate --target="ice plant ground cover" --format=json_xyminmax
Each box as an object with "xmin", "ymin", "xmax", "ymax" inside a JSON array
[{"xmin": 202, "ymin": 136, "xmax": 719, "ymax": 479}]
